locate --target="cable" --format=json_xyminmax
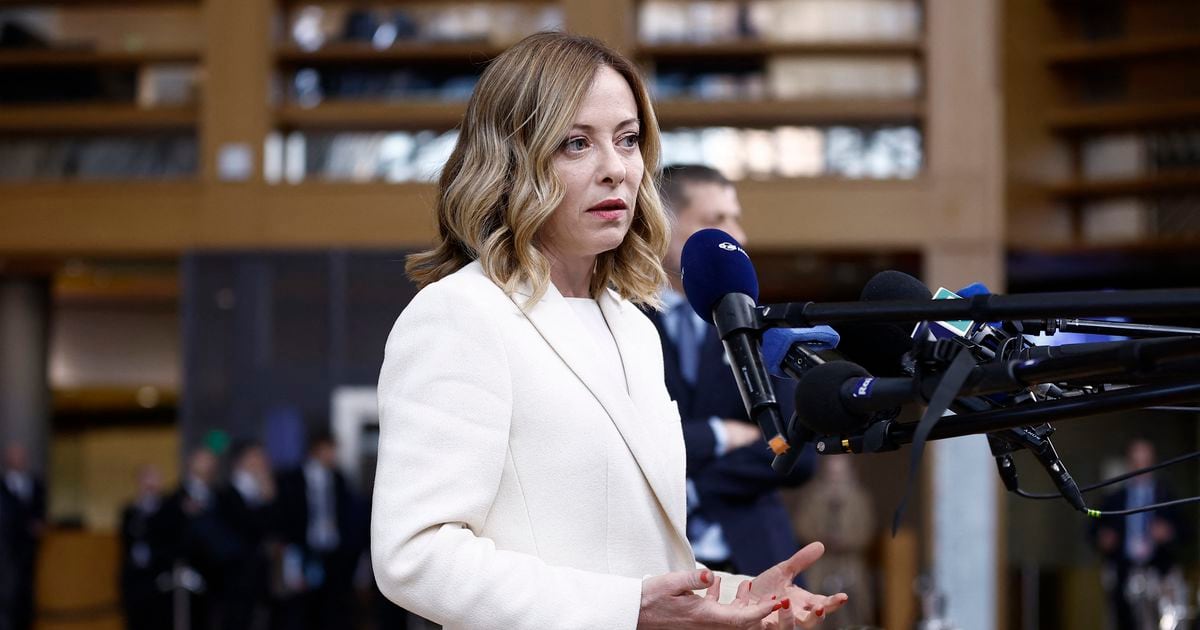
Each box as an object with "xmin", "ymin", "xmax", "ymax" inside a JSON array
[
  {"xmin": 1086, "ymin": 495, "xmax": 1200, "ymax": 518},
  {"xmin": 1012, "ymin": 450, "xmax": 1200, "ymax": 500}
]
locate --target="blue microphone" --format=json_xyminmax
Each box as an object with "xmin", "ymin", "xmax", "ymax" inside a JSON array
[
  {"xmin": 760, "ymin": 326, "xmax": 842, "ymax": 380},
  {"xmin": 681, "ymin": 228, "xmax": 759, "ymax": 326},
  {"xmin": 680, "ymin": 229, "xmax": 797, "ymax": 472}
]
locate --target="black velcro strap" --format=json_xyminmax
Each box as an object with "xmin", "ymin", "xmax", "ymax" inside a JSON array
[{"xmin": 892, "ymin": 347, "xmax": 976, "ymax": 536}]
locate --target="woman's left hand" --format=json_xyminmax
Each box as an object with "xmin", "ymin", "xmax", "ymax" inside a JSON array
[{"xmin": 747, "ymin": 542, "xmax": 849, "ymax": 628}]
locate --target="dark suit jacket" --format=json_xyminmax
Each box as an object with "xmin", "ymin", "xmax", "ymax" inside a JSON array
[
  {"xmin": 647, "ymin": 309, "xmax": 813, "ymax": 575},
  {"xmin": 119, "ymin": 499, "xmax": 177, "ymax": 600},
  {"xmin": 274, "ymin": 465, "xmax": 366, "ymax": 573},
  {"xmin": 1090, "ymin": 480, "xmax": 1185, "ymax": 575},
  {"xmin": 165, "ymin": 484, "xmax": 243, "ymax": 581},
  {"xmin": 0, "ymin": 474, "xmax": 45, "ymax": 570}
]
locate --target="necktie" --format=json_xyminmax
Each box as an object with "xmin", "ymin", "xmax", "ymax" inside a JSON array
[{"xmin": 674, "ymin": 302, "xmax": 699, "ymax": 385}]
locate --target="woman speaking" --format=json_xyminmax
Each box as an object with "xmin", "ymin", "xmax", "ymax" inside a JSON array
[{"xmin": 371, "ymin": 32, "xmax": 846, "ymax": 629}]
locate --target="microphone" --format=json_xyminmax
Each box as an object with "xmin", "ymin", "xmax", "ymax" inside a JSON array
[
  {"xmin": 760, "ymin": 326, "xmax": 842, "ymax": 380},
  {"xmin": 794, "ymin": 360, "xmax": 911, "ymax": 436},
  {"xmin": 833, "ymin": 271, "xmax": 930, "ymax": 377},
  {"xmin": 680, "ymin": 228, "xmax": 796, "ymax": 472}
]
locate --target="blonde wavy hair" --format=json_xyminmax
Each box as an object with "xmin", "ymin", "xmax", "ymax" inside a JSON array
[{"xmin": 405, "ymin": 32, "xmax": 670, "ymax": 308}]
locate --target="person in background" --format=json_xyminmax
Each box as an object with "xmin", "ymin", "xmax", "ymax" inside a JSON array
[
  {"xmin": 788, "ymin": 457, "xmax": 875, "ymax": 626},
  {"xmin": 275, "ymin": 431, "xmax": 364, "ymax": 630},
  {"xmin": 1091, "ymin": 438, "xmax": 1185, "ymax": 630},
  {"xmin": 0, "ymin": 442, "xmax": 45, "ymax": 630},
  {"xmin": 217, "ymin": 441, "xmax": 278, "ymax": 630},
  {"xmin": 169, "ymin": 447, "xmax": 234, "ymax": 630},
  {"xmin": 119, "ymin": 464, "xmax": 175, "ymax": 630},
  {"xmin": 650, "ymin": 164, "xmax": 813, "ymax": 577}
]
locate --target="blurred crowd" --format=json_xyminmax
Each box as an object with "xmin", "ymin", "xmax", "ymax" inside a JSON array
[{"xmin": 115, "ymin": 432, "xmax": 405, "ymax": 630}]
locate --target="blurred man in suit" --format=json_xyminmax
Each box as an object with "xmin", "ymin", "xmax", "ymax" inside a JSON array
[
  {"xmin": 169, "ymin": 447, "xmax": 237, "ymax": 630},
  {"xmin": 120, "ymin": 464, "xmax": 174, "ymax": 630},
  {"xmin": 1, "ymin": 443, "xmax": 45, "ymax": 630},
  {"xmin": 651, "ymin": 164, "xmax": 812, "ymax": 576},
  {"xmin": 217, "ymin": 441, "xmax": 277, "ymax": 630},
  {"xmin": 1092, "ymin": 439, "xmax": 1184, "ymax": 630},
  {"xmin": 275, "ymin": 431, "xmax": 364, "ymax": 630}
]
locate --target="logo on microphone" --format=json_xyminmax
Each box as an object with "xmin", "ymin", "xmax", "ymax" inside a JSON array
[
  {"xmin": 853, "ymin": 377, "xmax": 875, "ymax": 398},
  {"xmin": 718, "ymin": 242, "xmax": 748, "ymax": 257}
]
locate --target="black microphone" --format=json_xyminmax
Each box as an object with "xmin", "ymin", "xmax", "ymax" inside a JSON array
[
  {"xmin": 833, "ymin": 270, "xmax": 930, "ymax": 377},
  {"xmin": 680, "ymin": 228, "xmax": 797, "ymax": 473},
  {"xmin": 794, "ymin": 361, "xmax": 911, "ymax": 436}
]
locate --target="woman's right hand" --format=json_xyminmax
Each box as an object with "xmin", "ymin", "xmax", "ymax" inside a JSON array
[{"xmin": 637, "ymin": 569, "xmax": 790, "ymax": 629}]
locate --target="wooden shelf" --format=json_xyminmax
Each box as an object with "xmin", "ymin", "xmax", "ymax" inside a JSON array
[
  {"xmin": 0, "ymin": 104, "xmax": 197, "ymax": 133},
  {"xmin": 54, "ymin": 387, "xmax": 178, "ymax": 414},
  {"xmin": 276, "ymin": 101, "xmax": 466, "ymax": 131},
  {"xmin": 1047, "ymin": 99, "xmax": 1200, "ymax": 133},
  {"xmin": 275, "ymin": 98, "xmax": 923, "ymax": 131},
  {"xmin": 639, "ymin": 39, "xmax": 923, "ymax": 59},
  {"xmin": 654, "ymin": 98, "xmax": 923, "ymax": 128},
  {"xmin": 1008, "ymin": 238, "xmax": 1200, "ymax": 256},
  {"xmin": 0, "ymin": 181, "xmax": 202, "ymax": 254},
  {"xmin": 0, "ymin": 49, "xmax": 200, "ymax": 69},
  {"xmin": 277, "ymin": 41, "xmax": 505, "ymax": 65},
  {"xmin": 278, "ymin": 0, "xmax": 551, "ymax": 4},
  {"xmin": 1046, "ymin": 34, "xmax": 1200, "ymax": 66},
  {"xmin": 0, "ymin": 0, "xmax": 196, "ymax": 5},
  {"xmin": 1047, "ymin": 171, "xmax": 1200, "ymax": 200}
]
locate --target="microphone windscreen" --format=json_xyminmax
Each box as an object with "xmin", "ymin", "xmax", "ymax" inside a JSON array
[
  {"xmin": 795, "ymin": 360, "xmax": 871, "ymax": 436},
  {"xmin": 761, "ymin": 326, "xmax": 841, "ymax": 379},
  {"xmin": 956, "ymin": 282, "xmax": 991, "ymax": 298},
  {"xmin": 834, "ymin": 323, "xmax": 914, "ymax": 377},
  {"xmin": 681, "ymin": 228, "xmax": 759, "ymax": 324},
  {"xmin": 834, "ymin": 270, "xmax": 931, "ymax": 377},
  {"xmin": 860, "ymin": 270, "xmax": 932, "ymax": 302}
]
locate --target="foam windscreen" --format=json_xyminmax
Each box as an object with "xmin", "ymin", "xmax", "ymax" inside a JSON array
[{"xmin": 680, "ymin": 228, "xmax": 759, "ymax": 324}]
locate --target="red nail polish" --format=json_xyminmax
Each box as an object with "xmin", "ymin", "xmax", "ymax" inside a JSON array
[
  {"xmin": 770, "ymin": 595, "xmax": 777, "ymax": 600},
  {"xmin": 701, "ymin": 570, "xmax": 710, "ymax": 584},
  {"xmin": 815, "ymin": 609, "xmax": 824, "ymax": 617},
  {"xmin": 782, "ymin": 599, "xmax": 791, "ymax": 610},
  {"xmin": 747, "ymin": 582, "xmax": 752, "ymax": 592},
  {"xmin": 771, "ymin": 603, "xmax": 783, "ymax": 613}
]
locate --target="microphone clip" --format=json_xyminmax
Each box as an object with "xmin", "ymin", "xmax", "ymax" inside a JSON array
[{"xmin": 988, "ymin": 424, "xmax": 1087, "ymax": 512}]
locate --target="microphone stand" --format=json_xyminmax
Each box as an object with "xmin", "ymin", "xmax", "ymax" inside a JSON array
[
  {"xmin": 759, "ymin": 287, "xmax": 1200, "ymax": 328},
  {"xmin": 1012, "ymin": 319, "xmax": 1200, "ymax": 338},
  {"xmin": 814, "ymin": 379, "xmax": 1200, "ymax": 456}
]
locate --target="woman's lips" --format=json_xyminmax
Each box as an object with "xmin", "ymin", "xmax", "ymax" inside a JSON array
[{"xmin": 587, "ymin": 199, "xmax": 627, "ymax": 221}]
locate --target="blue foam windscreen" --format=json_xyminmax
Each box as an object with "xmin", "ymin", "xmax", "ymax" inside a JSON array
[
  {"xmin": 680, "ymin": 228, "xmax": 759, "ymax": 324},
  {"xmin": 956, "ymin": 282, "xmax": 991, "ymax": 298},
  {"xmin": 760, "ymin": 326, "xmax": 841, "ymax": 379}
]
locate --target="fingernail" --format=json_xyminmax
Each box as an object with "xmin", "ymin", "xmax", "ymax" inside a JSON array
[
  {"xmin": 782, "ymin": 599, "xmax": 791, "ymax": 610},
  {"xmin": 700, "ymin": 570, "xmax": 710, "ymax": 584},
  {"xmin": 747, "ymin": 582, "xmax": 752, "ymax": 592},
  {"xmin": 815, "ymin": 609, "xmax": 824, "ymax": 617}
]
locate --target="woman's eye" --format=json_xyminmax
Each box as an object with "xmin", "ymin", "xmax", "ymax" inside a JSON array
[
  {"xmin": 619, "ymin": 133, "xmax": 640, "ymax": 148},
  {"xmin": 564, "ymin": 137, "xmax": 588, "ymax": 152}
]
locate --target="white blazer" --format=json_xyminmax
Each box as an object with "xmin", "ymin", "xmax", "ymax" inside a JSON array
[{"xmin": 372, "ymin": 261, "xmax": 696, "ymax": 630}]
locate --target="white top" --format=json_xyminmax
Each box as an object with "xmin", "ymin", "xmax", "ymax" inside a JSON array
[{"xmin": 565, "ymin": 297, "xmax": 626, "ymax": 394}]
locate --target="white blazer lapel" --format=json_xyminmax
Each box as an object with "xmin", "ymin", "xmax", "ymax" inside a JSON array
[
  {"xmin": 597, "ymin": 290, "xmax": 688, "ymax": 545},
  {"xmin": 514, "ymin": 283, "xmax": 685, "ymax": 542}
]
